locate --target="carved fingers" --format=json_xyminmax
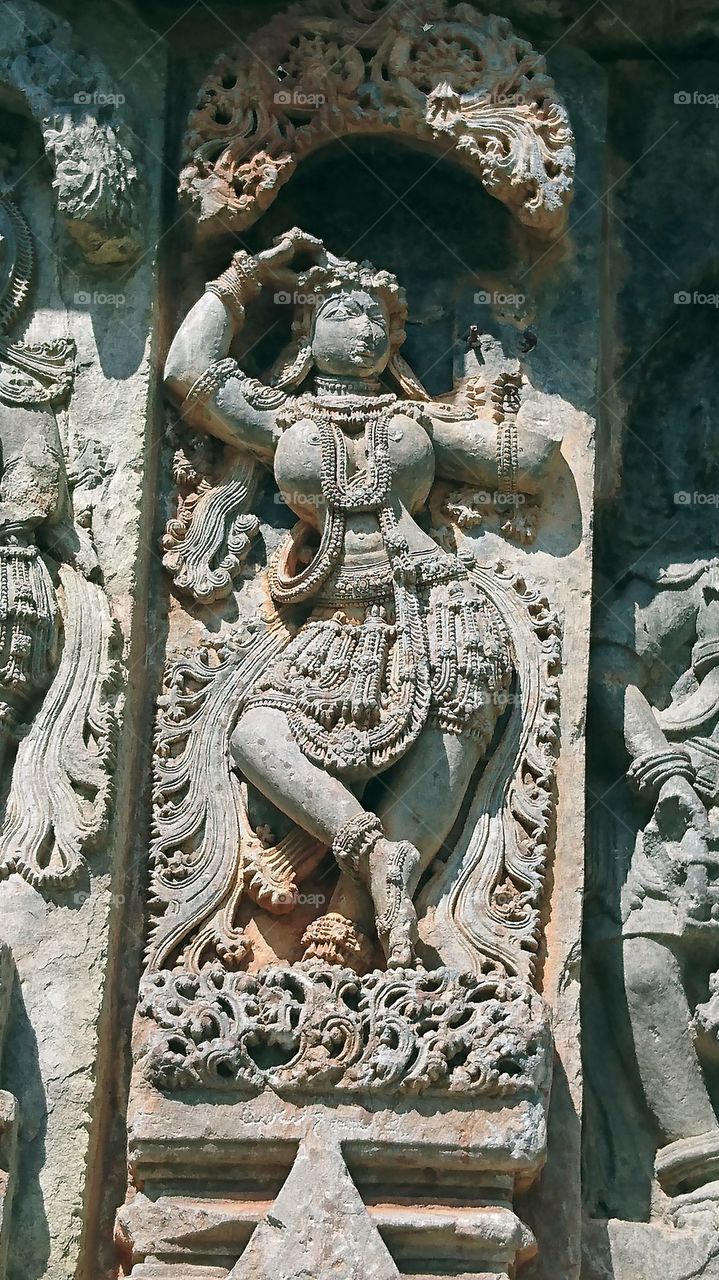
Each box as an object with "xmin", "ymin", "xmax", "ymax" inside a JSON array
[
  {"xmin": 273, "ymin": 227, "xmax": 325, "ymax": 257},
  {"xmin": 254, "ymin": 227, "xmax": 326, "ymax": 284}
]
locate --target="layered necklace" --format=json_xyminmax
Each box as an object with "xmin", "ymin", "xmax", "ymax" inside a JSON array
[{"xmin": 269, "ymin": 379, "xmax": 400, "ymax": 604}]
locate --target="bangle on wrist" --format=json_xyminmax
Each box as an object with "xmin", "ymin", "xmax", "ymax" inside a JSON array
[
  {"xmin": 628, "ymin": 747, "xmax": 695, "ymax": 796},
  {"xmin": 205, "ymin": 251, "xmax": 262, "ymax": 324},
  {"xmin": 183, "ymin": 357, "xmax": 239, "ymax": 411}
]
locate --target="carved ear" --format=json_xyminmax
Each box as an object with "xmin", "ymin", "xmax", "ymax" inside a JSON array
[
  {"xmin": 388, "ymin": 351, "xmax": 428, "ymax": 401},
  {"xmin": 269, "ymin": 336, "xmax": 314, "ymax": 390}
]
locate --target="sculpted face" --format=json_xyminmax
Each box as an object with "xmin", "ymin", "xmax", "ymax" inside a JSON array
[{"xmin": 311, "ymin": 288, "xmax": 391, "ymax": 378}]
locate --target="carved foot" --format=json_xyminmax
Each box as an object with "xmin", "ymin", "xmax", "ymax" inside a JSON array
[
  {"xmin": 301, "ymin": 912, "xmax": 372, "ymax": 970},
  {"xmin": 331, "ymin": 815, "xmax": 421, "ymax": 968},
  {"xmin": 370, "ymin": 838, "xmax": 421, "ymax": 969}
]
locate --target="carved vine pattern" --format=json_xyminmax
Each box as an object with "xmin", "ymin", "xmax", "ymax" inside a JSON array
[
  {"xmin": 181, "ymin": 0, "xmax": 575, "ymax": 239},
  {"xmin": 137, "ymin": 961, "xmax": 553, "ymax": 1097}
]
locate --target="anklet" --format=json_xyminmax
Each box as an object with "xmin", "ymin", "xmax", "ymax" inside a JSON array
[{"xmin": 333, "ymin": 812, "xmax": 383, "ymax": 882}]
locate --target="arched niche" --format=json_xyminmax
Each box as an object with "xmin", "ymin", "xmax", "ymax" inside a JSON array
[
  {"xmin": 229, "ymin": 135, "xmax": 529, "ymax": 398},
  {"xmin": 180, "ymin": 1, "xmax": 575, "ymax": 243}
]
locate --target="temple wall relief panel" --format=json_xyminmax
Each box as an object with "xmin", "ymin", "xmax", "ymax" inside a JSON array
[
  {"xmin": 583, "ymin": 56, "xmax": 719, "ymax": 1280},
  {"xmin": 113, "ymin": 6, "xmax": 604, "ymax": 1279}
]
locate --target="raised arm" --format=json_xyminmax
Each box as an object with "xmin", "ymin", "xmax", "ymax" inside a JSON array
[{"xmin": 164, "ymin": 230, "xmax": 322, "ymax": 463}]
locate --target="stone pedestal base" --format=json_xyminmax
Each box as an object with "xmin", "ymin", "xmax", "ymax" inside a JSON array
[
  {"xmin": 118, "ymin": 963, "xmax": 551, "ymax": 1278},
  {"xmin": 583, "ymin": 1217, "xmax": 719, "ymax": 1280},
  {"xmin": 119, "ymin": 1089, "xmax": 544, "ymax": 1278}
]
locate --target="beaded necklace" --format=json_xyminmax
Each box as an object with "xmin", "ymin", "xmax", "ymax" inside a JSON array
[{"xmin": 268, "ymin": 392, "xmax": 397, "ymax": 604}]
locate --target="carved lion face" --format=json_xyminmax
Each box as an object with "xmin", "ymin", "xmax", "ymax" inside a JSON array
[{"xmin": 310, "ymin": 288, "xmax": 391, "ymax": 378}]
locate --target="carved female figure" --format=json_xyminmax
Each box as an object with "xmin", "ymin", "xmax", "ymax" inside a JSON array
[
  {"xmin": 0, "ymin": 197, "xmax": 117, "ymax": 890},
  {"xmin": 163, "ymin": 228, "xmax": 560, "ymax": 970},
  {"xmin": 594, "ymin": 559, "xmax": 719, "ymax": 1216}
]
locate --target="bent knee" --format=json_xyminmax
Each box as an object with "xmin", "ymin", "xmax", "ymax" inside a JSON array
[{"xmin": 231, "ymin": 706, "xmax": 276, "ymax": 770}]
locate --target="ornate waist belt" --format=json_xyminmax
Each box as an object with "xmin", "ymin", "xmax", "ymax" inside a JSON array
[{"xmin": 314, "ymin": 547, "xmax": 466, "ymax": 607}]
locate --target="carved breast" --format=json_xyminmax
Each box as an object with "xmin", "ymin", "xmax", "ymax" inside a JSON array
[{"xmin": 274, "ymin": 411, "xmax": 435, "ymax": 527}]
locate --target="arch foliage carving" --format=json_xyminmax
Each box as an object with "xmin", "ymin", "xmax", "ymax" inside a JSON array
[
  {"xmin": 181, "ymin": 0, "xmax": 575, "ymax": 240},
  {"xmin": 0, "ymin": 0, "xmax": 143, "ymax": 263}
]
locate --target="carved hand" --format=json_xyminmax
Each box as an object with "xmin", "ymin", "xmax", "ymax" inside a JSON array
[
  {"xmin": 653, "ymin": 774, "xmax": 712, "ymax": 842},
  {"xmin": 252, "ymin": 227, "xmax": 325, "ymax": 288}
]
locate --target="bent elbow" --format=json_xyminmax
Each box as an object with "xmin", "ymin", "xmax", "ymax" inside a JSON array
[
  {"xmin": 164, "ymin": 333, "xmax": 198, "ymax": 402},
  {"xmin": 517, "ymin": 428, "xmax": 562, "ymax": 493}
]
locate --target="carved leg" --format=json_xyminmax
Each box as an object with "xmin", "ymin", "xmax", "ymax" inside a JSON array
[
  {"xmin": 323, "ymin": 732, "xmax": 481, "ymax": 931},
  {"xmin": 232, "ymin": 712, "xmax": 484, "ymax": 969},
  {"xmin": 623, "ymin": 934, "xmax": 718, "ymax": 1143},
  {"xmin": 231, "ymin": 706, "xmax": 365, "ymax": 843},
  {"xmin": 370, "ymin": 835, "xmax": 421, "ymax": 969},
  {"xmin": 376, "ymin": 727, "xmax": 484, "ymax": 872},
  {"xmin": 369, "ymin": 728, "xmax": 484, "ymax": 966},
  {"xmin": 327, "ymin": 729, "xmax": 485, "ymax": 967},
  {"xmin": 233, "ymin": 707, "xmax": 385, "ymax": 964}
]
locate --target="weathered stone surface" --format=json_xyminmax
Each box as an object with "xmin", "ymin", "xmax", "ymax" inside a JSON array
[
  {"xmin": 137, "ymin": 963, "xmax": 552, "ymax": 1096},
  {"xmin": 582, "ymin": 1218, "xmax": 719, "ymax": 1280},
  {"xmin": 581, "ymin": 51, "xmax": 719, "ymax": 1280},
  {"xmin": 180, "ymin": 0, "xmax": 574, "ymax": 241},
  {"xmin": 0, "ymin": 945, "xmax": 18, "ymax": 1280},
  {"xmin": 7, "ymin": 0, "xmax": 713, "ymax": 1276},
  {"xmin": 115, "ymin": 4, "xmax": 602, "ymax": 1273},
  {"xmin": 124, "ymin": 1079, "xmax": 547, "ymax": 1279},
  {"xmin": 230, "ymin": 1136, "xmax": 399, "ymax": 1279},
  {"xmin": 0, "ymin": 0, "xmax": 144, "ymax": 263},
  {"xmin": 0, "ymin": 5, "xmax": 165, "ymax": 1279}
]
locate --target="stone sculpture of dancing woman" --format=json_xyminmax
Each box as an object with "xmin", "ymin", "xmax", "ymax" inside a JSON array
[{"xmin": 162, "ymin": 227, "xmax": 561, "ymax": 970}]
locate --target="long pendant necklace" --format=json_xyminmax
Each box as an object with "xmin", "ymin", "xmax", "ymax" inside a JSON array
[
  {"xmin": 268, "ymin": 395, "xmax": 395, "ymax": 604},
  {"xmin": 318, "ymin": 402, "xmax": 394, "ymax": 513}
]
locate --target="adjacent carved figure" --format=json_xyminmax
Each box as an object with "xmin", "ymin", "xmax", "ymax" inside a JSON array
[
  {"xmin": 1, "ymin": 0, "xmax": 143, "ymax": 263},
  {"xmin": 595, "ymin": 559, "xmax": 719, "ymax": 1223},
  {"xmin": 0, "ymin": 197, "xmax": 118, "ymax": 890},
  {"xmin": 151, "ymin": 228, "xmax": 562, "ymax": 976}
]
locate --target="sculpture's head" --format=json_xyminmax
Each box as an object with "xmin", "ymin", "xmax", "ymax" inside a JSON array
[
  {"xmin": 270, "ymin": 251, "xmax": 421, "ymax": 393},
  {"xmin": 311, "ymin": 288, "xmax": 391, "ymax": 378}
]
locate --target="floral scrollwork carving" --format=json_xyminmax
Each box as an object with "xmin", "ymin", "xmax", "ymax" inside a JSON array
[
  {"xmin": 181, "ymin": 1, "xmax": 574, "ymax": 239},
  {"xmin": 161, "ymin": 428, "xmax": 262, "ymax": 604},
  {"xmin": 137, "ymin": 961, "xmax": 553, "ymax": 1098}
]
